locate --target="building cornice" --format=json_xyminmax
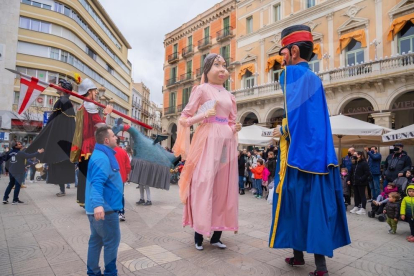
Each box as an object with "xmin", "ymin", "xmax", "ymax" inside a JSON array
[
  {"xmin": 237, "ymin": 0, "xmax": 364, "ymax": 47},
  {"xmin": 164, "ymin": 0, "xmax": 236, "ymax": 46}
]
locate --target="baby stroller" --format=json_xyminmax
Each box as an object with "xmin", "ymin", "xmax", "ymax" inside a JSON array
[
  {"xmin": 35, "ymin": 163, "xmax": 48, "ymax": 181},
  {"xmin": 170, "ymin": 161, "xmax": 185, "ymax": 184}
]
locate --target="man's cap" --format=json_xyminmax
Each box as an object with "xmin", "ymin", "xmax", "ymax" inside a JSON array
[
  {"xmin": 394, "ymin": 143, "xmax": 404, "ymax": 148},
  {"xmin": 78, "ymin": 78, "xmax": 97, "ymax": 96},
  {"xmin": 279, "ymin": 25, "xmax": 313, "ymax": 54}
]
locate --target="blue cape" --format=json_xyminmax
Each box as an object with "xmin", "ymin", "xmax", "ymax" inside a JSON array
[{"xmin": 280, "ymin": 62, "xmax": 338, "ymax": 174}]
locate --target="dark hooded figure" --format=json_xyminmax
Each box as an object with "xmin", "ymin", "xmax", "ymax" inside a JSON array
[
  {"xmin": 269, "ymin": 25, "xmax": 350, "ymax": 276},
  {"xmin": 27, "ymin": 79, "xmax": 76, "ymax": 196}
]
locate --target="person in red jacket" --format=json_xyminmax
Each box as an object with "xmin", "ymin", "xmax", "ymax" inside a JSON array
[
  {"xmin": 250, "ymin": 159, "xmax": 264, "ymax": 199},
  {"xmin": 114, "ymin": 137, "xmax": 131, "ymax": 221}
]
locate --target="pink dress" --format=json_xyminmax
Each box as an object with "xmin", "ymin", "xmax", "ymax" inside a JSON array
[{"xmin": 173, "ymin": 83, "xmax": 239, "ymax": 236}]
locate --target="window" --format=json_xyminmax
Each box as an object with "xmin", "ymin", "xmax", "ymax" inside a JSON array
[
  {"xmin": 224, "ymin": 79, "xmax": 230, "ymax": 91},
  {"xmin": 40, "ymin": 22, "xmax": 50, "ymax": 33},
  {"xmin": 19, "ymin": 17, "xmax": 50, "ymax": 34},
  {"xmin": 223, "ymin": 16, "xmax": 230, "ymax": 36},
  {"xmin": 60, "ymin": 51, "xmax": 68, "ymax": 63},
  {"xmin": 173, "ymin": 43, "xmax": 178, "ymax": 56},
  {"xmin": 32, "ymin": 1, "xmax": 41, "ymax": 8},
  {"xmin": 86, "ymin": 46, "xmax": 96, "ymax": 60},
  {"xmin": 182, "ymin": 87, "xmax": 191, "ymax": 107},
  {"xmin": 220, "ymin": 45, "xmax": 230, "ymax": 59},
  {"xmin": 50, "ymin": 47, "xmax": 60, "ymax": 60},
  {"xmin": 170, "ymin": 92, "xmax": 176, "ymax": 109},
  {"xmin": 48, "ymin": 72, "xmax": 58, "ymax": 84},
  {"xmin": 19, "ymin": 17, "xmax": 30, "ymax": 29},
  {"xmin": 306, "ymin": 0, "xmax": 316, "ymax": 8},
  {"xmin": 31, "ymin": 20, "xmax": 40, "ymax": 32},
  {"xmin": 14, "ymin": 92, "xmax": 20, "ymax": 104},
  {"xmin": 204, "ymin": 27, "xmax": 210, "ymax": 38},
  {"xmin": 346, "ymin": 39, "xmax": 364, "ymax": 66},
  {"xmin": 22, "ymin": 0, "xmax": 51, "ymax": 10},
  {"xmin": 272, "ymin": 68, "xmax": 283, "ymax": 82},
  {"xmin": 54, "ymin": 2, "xmax": 64, "ymax": 13},
  {"xmin": 64, "ymin": 6, "xmax": 71, "ymax": 17},
  {"xmin": 244, "ymin": 70, "xmax": 254, "ymax": 88},
  {"xmin": 188, "ymin": 36, "xmax": 193, "ymax": 51},
  {"xmin": 171, "ymin": 67, "xmax": 177, "ymax": 81},
  {"xmin": 186, "ymin": 60, "xmax": 192, "ymax": 74},
  {"xmin": 273, "ymin": 4, "xmax": 281, "ymax": 22},
  {"xmin": 308, "ymin": 54, "xmax": 320, "ymax": 73},
  {"xmin": 398, "ymin": 22, "xmax": 414, "ymax": 54},
  {"xmin": 37, "ymin": 70, "xmax": 46, "ymax": 81},
  {"xmin": 246, "ymin": 17, "xmax": 253, "ymax": 34}
]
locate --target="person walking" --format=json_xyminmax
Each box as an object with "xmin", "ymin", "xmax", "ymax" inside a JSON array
[
  {"xmin": 114, "ymin": 137, "xmax": 131, "ymax": 221},
  {"xmin": 383, "ymin": 143, "xmax": 412, "ymax": 187},
  {"xmin": 3, "ymin": 141, "xmax": 44, "ymax": 204},
  {"xmin": 348, "ymin": 151, "xmax": 371, "ymax": 215},
  {"xmin": 366, "ymin": 146, "xmax": 382, "ymax": 200},
  {"xmin": 85, "ymin": 126, "xmax": 123, "ymax": 276}
]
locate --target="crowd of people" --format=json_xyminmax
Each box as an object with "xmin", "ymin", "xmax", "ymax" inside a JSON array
[{"xmin": 341, "ymin": 143, "xmax": 414, "ymax": 241}]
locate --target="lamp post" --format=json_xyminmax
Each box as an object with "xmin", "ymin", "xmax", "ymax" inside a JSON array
[
  {"xmin": 370, "ymin": 39, "xmax": 381, "ymax": 60},
  {"xmin": 322, "ymin": 53, "xmax": 331, "ymax": 70}
]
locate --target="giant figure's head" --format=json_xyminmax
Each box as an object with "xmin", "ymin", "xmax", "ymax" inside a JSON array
[
  {"xmin": 279, "ymin": 25, "xmax": 314, "ymax": 66},
  {"xmin": 202, "ymin": 53, "xmax": 229, "ymax": 85}
]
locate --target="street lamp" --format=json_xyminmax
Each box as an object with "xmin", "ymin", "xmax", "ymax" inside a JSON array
[{"xmin": 370, "ymin": 39, "xmax": 381, "ymax": 60}]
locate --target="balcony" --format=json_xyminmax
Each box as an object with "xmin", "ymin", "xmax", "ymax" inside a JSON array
[
  {"xmin": 224, "ymin": 57, "xmax": 235, "ymax": 71},
  {"xmin": 180, "ymin": 72, "xmax": 193, "ymax": 84},
  {"xmin": 166, "ymin": 77, "xmax": 179, "ymax": 88},
  {"xmin": 168, "ymin": 52, "xmax": 179, "ymax": 64},
  {"xmin": 217, "ymin": 26, "xmax": 235, "ymax": 42},
  {"xmin": 198, "ymin": 36, "xmax": 212, "ymax": 50},
  {"xmin": 182, "ymin": 45, "xmax": 194, "ymax": 58},
  {"xmin": 164, "ymin": 106, "xmax": 176, "ymax": 115},
  {"xmin": 196, "ymin": 68, "xmax": 203, "ymax": 79},
  {"xmin": 231, "ymin": 52, "xmax": 414, "ymax": 102}
]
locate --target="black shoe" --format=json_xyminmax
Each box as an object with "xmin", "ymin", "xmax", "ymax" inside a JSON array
[
  {"xmin": 2, "ymin": 199, "xmax": 8, "ymax": 204},
  {"xmin": 144, "ymin": 201, "xmax": 152, "ymax": 206},
  {"xmin": 240, "ymin": 190, "xmax": 245, "ymax": 195},
  {"xmin": 136, "ymin": 199, "xmax": 145, "ymax": 205},
  {"xmin": 12, "ymin": 200, "xmax": 24, "ymax": 205}
]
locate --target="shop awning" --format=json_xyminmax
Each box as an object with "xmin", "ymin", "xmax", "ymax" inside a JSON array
[
  {"xmin": 313, "ymin": 43, "xmax": 322, "ymax": 59},
  {"xmin": 336, "ymin": 29, "xmax": 367, "ymax": 54},
  {"xmin": 265, "ymin": 55, "xmax": 284, "ymax": 72},
  {"xmin": 387, "ymin": 13, "xmax": 414, "ymax": 41},
  {"xmin": 382, "ymin": 124, "xmax": 414, "ymax": 142},
  {"xmin": 238, "ymin": 63, "xmax": 255, "ymax": 80}
]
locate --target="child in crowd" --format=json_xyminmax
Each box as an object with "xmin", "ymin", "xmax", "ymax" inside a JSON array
[
  {"xmin": 369, "ymin": 182, "xmax": 399, "ymax": 218},
  {"xmin": 400, "ymin": 184, "xmax": 414, "ymax": 242},
  {"xmin": 383, "ymin": 192, "xmax": 401, "ymax": 234},
  {"xmin": 250, "ymin": 159, "xmax": 264, "ymax": 199},
  {"xmin": 341, "ymin": 168, "xmax": 350, "ymax": 206}
]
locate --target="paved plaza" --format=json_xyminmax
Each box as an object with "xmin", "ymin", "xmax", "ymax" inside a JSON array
[{"xmin": 0, "ymin": 176, "xmax": 413, "ymax": 276}]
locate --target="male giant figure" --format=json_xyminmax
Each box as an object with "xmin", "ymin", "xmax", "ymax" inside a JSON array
[{"xmin": 269, "ymin": 25, "xmax": 351, "ymax": 276}]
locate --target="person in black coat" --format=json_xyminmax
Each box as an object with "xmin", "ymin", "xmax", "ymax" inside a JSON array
[
  {"xmin": 267, "ymin": 151, "xmax": 276, "ymax": 184},
  {"xmin": 347, "ymin": 151, "xmax": 371, "ymax": 215},
  {"xmin": 238, "ymin": 150, "xmax": 246, "ymax": 195},
  {"xmin": 26, "ymin": 79, "xmax": 76, "ymax": 197}
]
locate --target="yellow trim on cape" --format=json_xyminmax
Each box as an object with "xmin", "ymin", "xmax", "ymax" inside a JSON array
[{"xmin": 52, "ymin": 108, "xmax": 76, "ymax": 118}]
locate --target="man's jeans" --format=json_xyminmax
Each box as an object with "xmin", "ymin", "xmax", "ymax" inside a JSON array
[
  {"xmin": 369, "ymin": 174, "xmax": 381, "ymax": 199},
  {"xmin": 87, "ymin": 212, "xmax": 121, "ymax": 276},
  {"xmin": 255, "ymin": 179, "xmax": 263, "ymax": 196},
  {"xmin": 3, "ymin": 174, "xmax": 22, "ymax": 202},
  {"xmin": 238, "ymin": 176, "xmax": 245, "ymax": 190}
]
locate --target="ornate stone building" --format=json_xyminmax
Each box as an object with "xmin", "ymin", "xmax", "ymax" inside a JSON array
[{"xmin": 233, "ymin": 0, "xmax": 414, "ymax": 156}]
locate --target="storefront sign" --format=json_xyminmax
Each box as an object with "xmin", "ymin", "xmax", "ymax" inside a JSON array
[
  {"xmin": 262, "ymin": 130, "xmax": 273, "ymax": 137},
  {"xmin": 383, "ymin": 131, "xmax": 414, "ymax": 142},
  {"xmin": 344, "ymin": 100, "xmax": 414, "ymax": 114},
  {"xmin": 37, "ymin": 97, "xmax": 43, "ymax": 103},
  {"xmin": 43, "ymin": 111, "xmax": 52, "ymax": 126},
  {"xmin": 0, "ymin": 132, "xmax": 9, "ymax": 141}
]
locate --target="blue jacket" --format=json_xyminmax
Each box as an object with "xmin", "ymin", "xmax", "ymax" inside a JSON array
[
  {"xmin": 6, "ymin": 148, "xmax": 40, "ymax": 178},
  {"xmin": 342, "ymin": 155, "xmax": 353, "ymax": 172},
  {"xmin": 367, "ymin": 151, "xmax": 382, "ymax": 175},
  {"xmin": 85, "ymin": 145, "xmax": 123, "ymax": 214}
]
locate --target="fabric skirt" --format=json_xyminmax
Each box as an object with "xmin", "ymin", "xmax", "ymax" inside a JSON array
[{"xmin": 129, "ymin": 158, "xmax": 170, "ymax": 190}]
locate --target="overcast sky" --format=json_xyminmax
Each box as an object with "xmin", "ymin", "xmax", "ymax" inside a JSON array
[{"xmin": 100, "ymin": 0, "xmax": 222, "ymax": 106}]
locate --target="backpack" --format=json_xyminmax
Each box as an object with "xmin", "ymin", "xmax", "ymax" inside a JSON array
[{"xmin": 394, "ymin": 177, "xmax": 408, "ymax": 196}]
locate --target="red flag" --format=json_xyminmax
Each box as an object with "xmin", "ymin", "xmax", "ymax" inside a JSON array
[{"xmin": 17, "ymin": 75, "xmax": 49, "ymax": 114}]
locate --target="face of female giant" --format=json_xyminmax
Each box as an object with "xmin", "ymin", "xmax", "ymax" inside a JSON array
[{"xmin": 206, "ymin": 55, "xmax": 229, "ymax": 85}]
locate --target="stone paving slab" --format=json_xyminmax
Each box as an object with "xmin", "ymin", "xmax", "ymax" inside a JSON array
[{"xmin": 1, "ymin": 177, "xmax": 414, "ymax": 275}]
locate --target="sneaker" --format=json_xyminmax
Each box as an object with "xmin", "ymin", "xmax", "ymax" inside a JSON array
[
  {"xmin": 356, "ymin": 208, "xmax": 366, "ymax": 215},
  {"xmin": 407, "ymin": 237, "xmax": 414, "ymax": 243},
  {"xmin": 12, "ymin": 200, "xmax": 24, "ymax": 205},
  {"xmin": 406, "ymin": 235, "xmax": 414, "ymax": 240},
  {"xmin": 309, "ymin": 271, "xmax": 329, "ymax": 276},
  {"xmin": 195, "ymin": 243, "xmax": 203, "ymax": 250},
  {"xmin": 350, "ymin": 207, "xmax": 359, "ymax": 213},
  {"xmin": 136, "ymin": 199, "xmax": 145, "ymax": 205},
  {"xmin": 388, "ymin": 229, "xmax": 393, "ymax": 234},
  {"xmin": 144, "ymin": 201, "xmax": 152, "ymax": 206},
  {"xmin": 29, "ymin": 180, "xmax": 34, "ymax": 183},
  {"xmin": 257, "ymin": 195, "xmax": 262, "ymax": 199},
  {"xmin": 66, "ymin": 185, "xmax": 70, "ymax": 189},
  {"xmin": 2, "ymin": 199, "xmax": 8, "ymax": 204},
  {"xmin": 56, "ymin": 192, "xmax": 66, "ymax": 197},
  {"xmin": 20, "ymin": 185, "xmax": 27, "ymax": 188},
  {"xmin": 210, "ymin": 241, "xmax": 226, "ymax": 249},
  {"xmin": 285, "ymin": 257, "xmax": 305, "ymax": 267},
  {"xmin": 119, "ymin": 214, "xmax": 125, "ymax": 221}
]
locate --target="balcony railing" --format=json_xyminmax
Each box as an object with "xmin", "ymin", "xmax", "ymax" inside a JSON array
[
  {"xmin": 182, "ymin": 45, "xmax": 194, "ymax": 58},
  {"xmin": 217, "ymin": 26, "xmax": 234, "ymax": 42},
  {"xmin": 177, "ymin": 105, "xmax": 183, "ymax": 113},
  {"xmin": 198, "ymin": 36, "xmax": 212, "ymax": 50},
  {"xmin": 168, "ymin": 52, "xmax": 179, "ymax": 63},
  {"xmin": 166, "ymin": 77, "xmax": 179, "ymax": 87},
  {"xmin": 180, "ymin": 72, "xmax": 193, "ymax": 83},
  {"xmin": 231, "ymin": 52, "xmax": 414, "ymax": 102},
  {"xmin": 164, "ymin": 106, "xmax": 176, "ymax": 115},
  {"xmin": 196, "ymin": 68, "xmax": 203, "ymax": 79}
]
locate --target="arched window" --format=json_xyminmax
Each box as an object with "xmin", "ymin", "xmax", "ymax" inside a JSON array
[
  {"xmin": 244, "ymin": 70, "xmax": 254, "ymax": 88},
  {"xmin": 308, "ymin": 54, "xmax": 320, "ymax": 73}
]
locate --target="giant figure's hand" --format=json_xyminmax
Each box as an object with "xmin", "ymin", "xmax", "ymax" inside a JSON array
[
  {"xmin": 273, "ymin": 125, "xmax": 282, "ymax": 137},
  {"xmin": 235, "ymin": 123, "xmax": 242, "ymax": 132},
  {"xmin": 104, "ymin": 105, "xmax": 113, "ymax": 115}
]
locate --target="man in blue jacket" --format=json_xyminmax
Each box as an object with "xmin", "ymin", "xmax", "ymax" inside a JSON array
[
  {"xmin": 2, "ymin": 141, "xmax": 44, "ymax": 204},
  {"xmin": 85, "ymin": 125, "xmax": 123, "ymax": 276},
  {"xmin": 366, "ymin": 146, "xmax": 382, "ymax": 200}
]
